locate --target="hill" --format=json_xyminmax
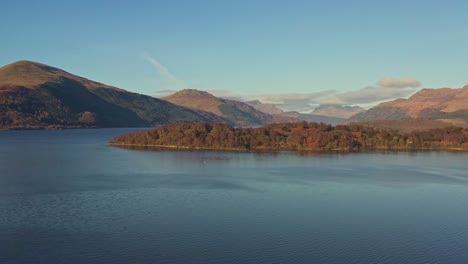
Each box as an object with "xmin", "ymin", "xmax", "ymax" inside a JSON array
[
  {"xmin": 0, "ymin": 61, "xmax": 227, "ymax": 129},
  {"xmin": 280, "ymin": 111, "xmax": 345, "ymax": 125},
  {"xmin": 348, "ymin": 85, "xmax": 468, "ymax": 126},
  {"xmin": 163, "ymin": 89, "xmax": 273, "ymax": 126},
  {"xmin": 110, "ymin": 122, "xmax": 468, "ymax": 151}
]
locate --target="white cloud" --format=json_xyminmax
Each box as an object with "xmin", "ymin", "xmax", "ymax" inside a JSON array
[
  {"xmin": 240, "ymin": 77, "xmax": 422, "ymax": 112},
  {"xmin": 335, "ymin": 77, "xmax": 421, "ymax": 104},
  {"xmin": 377, "ymin": 77, "xmax": 421, "ymax": 88},
  {"xmin": 335, "ymin": 85, "xmax": 416, "ymax": 104},
  {"xmin": 246, "ymin": 90, "xmax": 336, "ymax": 113},
  {"xmin": 150, "ymin": 75, "xmax": 422, "ymax": 112}
]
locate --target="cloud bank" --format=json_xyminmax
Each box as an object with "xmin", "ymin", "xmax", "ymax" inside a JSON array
[
  {"xmin": 249, "ymin": 90, "xmax": 336, "ymax": 112},
  {"xmin": 210, "ymin": 77, "xmax": 422, "ymax": 113},
  {"xmin": 147, "ymin": 68, "xmax": 421, "ymax": 113},
  {"xmin": 336, "ymin": 77, "xmax": 422, "ymax": 105},
  {"xmin": 378, "ymin": 77, "xmax": 421, "ymax": 88}
]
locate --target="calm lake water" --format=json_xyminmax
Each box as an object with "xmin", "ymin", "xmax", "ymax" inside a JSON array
[{"xmin": 1, "ymin": 129, "xmax": 468, "ymax": 264}]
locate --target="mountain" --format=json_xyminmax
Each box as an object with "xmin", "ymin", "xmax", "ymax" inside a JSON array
[
  {"xmin": 280, "ymin": 111, "xmax": 345, "ymax": 125},
  {"xmin": 245, "ymin": 99, "xmax": 345, "ymax": 125},
  {"xmin": 245, "ymin": 100, "xmax": 284, "ymax": 115},
  {"xmin": 0, "ymin": 61, "xmax": 227, "ymax": 129},
  {"xmin": 311, "ymin": 104, "xmax": 366, "ymax": 119},
  {"xmin": 348, "ymin": 85, "xmax": 468, "ymax": 126},
  {"xmin": 163, "ymin": 89, "xmax": 274, "ymax": 126}
]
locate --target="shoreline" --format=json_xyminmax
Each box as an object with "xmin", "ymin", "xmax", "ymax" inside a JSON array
[{"xmin": 109, "ymin": 142, "xmax": 467, "ymax": 153}]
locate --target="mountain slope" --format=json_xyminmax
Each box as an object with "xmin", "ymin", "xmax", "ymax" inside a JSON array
[
  {"xmin": 0, "ymin": 61, "xmax": 227, "ymax": 129},
  {"xmin": 245, "ymin": 99, "xmax": 345, "ymax": 125},
  {"xmin": 163, "ymin": 89, "xmax": 273, "ymax": 126},
  {"xmin": 311, "ymin": 104, "xmax": 365, "ymax": 119},
  {"xmin": 280, "ymin": 111, "xmax": 345, "ymax": 125},
  {"xmin": 245, "ymin": 100, "xmax": 284, "ymax": 115},
  {"xmin": 348, "ymin": 85, "xmax": 468, "ymax": 125}
]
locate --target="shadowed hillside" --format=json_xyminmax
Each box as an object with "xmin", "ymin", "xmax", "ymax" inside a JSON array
[{"xmin": 0, "ymin": 61, "xmax": 228, "ymax": 129}]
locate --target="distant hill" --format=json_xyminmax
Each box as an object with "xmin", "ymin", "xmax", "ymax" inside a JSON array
[
  {"xmin": 0, "ymin": 61, "xmax": 227, "ymax": 129},
  {"xmin": 311, "ymin": 104, "xmax": 366, "ymax": 119},
  {"xmin": 348, "ymin": 85, "xmax": 468, "ymax": 127},
  {"xmin": 245, "ymin": 100, "xmax": 284, "ymax": 115},
  {"xmin": 280, "ymin": 111, "xmax": 345, "ymax": 125},
  {"xmin": 245, "ymin": 99, "xmax": 345, "ymax": 125},
  {"xmin": 163, "ymin": 89, "xmax": 274, "ymax": 126}
]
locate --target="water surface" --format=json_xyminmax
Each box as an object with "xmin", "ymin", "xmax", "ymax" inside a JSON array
[{"xmin": 1, "ymin": 129, "xmax": 468, "ymax": 264}]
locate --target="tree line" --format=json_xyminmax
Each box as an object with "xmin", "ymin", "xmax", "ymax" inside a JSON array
[{"xmin": 110, "ymin": 122, "xmax": 468, "ymax": 151}]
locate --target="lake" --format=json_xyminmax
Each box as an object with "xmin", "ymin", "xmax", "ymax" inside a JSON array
[{"xmin": 1, "ymin": 128, "xmax": 467, "ymax": 264}]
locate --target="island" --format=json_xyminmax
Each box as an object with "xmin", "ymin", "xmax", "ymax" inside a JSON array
[{"xmin": 110, "ymin": 122, "xmax": 468, "ymax": 151}]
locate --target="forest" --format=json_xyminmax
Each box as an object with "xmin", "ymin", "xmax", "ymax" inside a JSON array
[{"xmin": 110, "ymin": 122, "xmax": 468, "ymax": 151}]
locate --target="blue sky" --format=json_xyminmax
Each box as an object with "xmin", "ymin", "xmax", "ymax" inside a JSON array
[{"xmin": 1, "ymin": 0, "xmax": 467, "ymax": 110}]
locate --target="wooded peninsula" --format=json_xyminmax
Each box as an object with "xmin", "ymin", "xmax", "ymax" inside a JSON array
[{"xmin": 110, "ymin": 122, "xmax": 468, "ymax": 151}]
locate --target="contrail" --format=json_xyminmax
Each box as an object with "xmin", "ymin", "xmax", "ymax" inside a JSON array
[{"xmin": 144, "ymin": 53, "xmax": 185, "ymax": 89}]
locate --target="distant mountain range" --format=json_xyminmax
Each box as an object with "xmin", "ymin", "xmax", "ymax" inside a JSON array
[
  {"xmin": 0, "ymin": 61, "xmax": 226, "ymax": 129},
  {"xmin": 2, "ymin": 60, "xmax": 466, "ymax": 131},
  {"xmin": 245, "ymin": 100, "xmax": 348, "ymax": 125},
  {"xmin": 348, "ymin": 85, "xmax": 468, "ymax": 128},
  {"xmin": 311, "ymin": 104, "xmax": 366, "ymax": 119}
]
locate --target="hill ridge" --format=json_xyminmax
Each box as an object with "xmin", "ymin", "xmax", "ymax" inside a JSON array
[
  {"xmin": 163, "ymin": 89, "xmax": 273, "ymax": 126},
  {"xmin": 347, "ymin": 85, "xmax": 468, "ymax": 127},
  {"xmin": 0, "ymin": 61, "xmax": 228, "ymax": 129}
]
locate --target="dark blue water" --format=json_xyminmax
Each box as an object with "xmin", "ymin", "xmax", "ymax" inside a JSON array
[{"xmin": 1, "ymin": 129, "xmax": 468, "ymax": 264}]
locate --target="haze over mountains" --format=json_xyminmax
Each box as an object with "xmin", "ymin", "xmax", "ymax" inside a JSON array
[{"xmin": 0, "ymin": 60, "xmax": 467, "ymax": 131}]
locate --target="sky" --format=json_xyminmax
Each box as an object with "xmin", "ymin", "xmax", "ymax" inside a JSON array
[{"xmin": 1, "ymin": 0, "xmax": 467, "ymax": 111}]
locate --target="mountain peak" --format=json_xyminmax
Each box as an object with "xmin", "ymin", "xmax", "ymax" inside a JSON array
[
  {"xmin": 168, "ymin": 89, "xmax": 218, "ymax": 99},
  {"xmin": 0, "ymin": 60, "xmax": 116, "ymax": 90},
  {"xmin": 6, "ymin": 60, "xmax": 54, "ymax": 68},
  {"xmin": 0, "ymin": 60, "xmax": 66, "ymax": 87},
  {"xmin": 0, "ymin": 60, "xmax": 69, "ymax": 76}
]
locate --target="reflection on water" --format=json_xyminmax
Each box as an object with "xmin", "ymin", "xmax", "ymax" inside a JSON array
[{"xmin": 0, "ymin": 129, "xmax": 468, "ymax": 264}]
